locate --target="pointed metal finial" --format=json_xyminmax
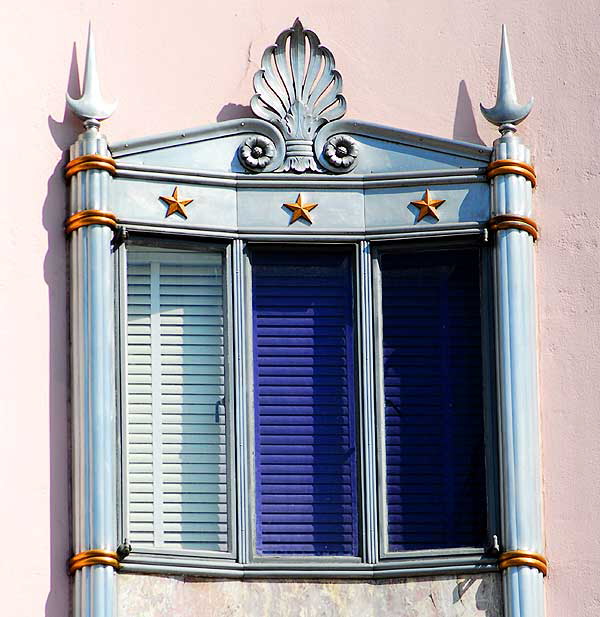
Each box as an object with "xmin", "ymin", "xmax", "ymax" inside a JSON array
[
  {"xmin": 480, "ymin": 25, "xmax": 533, "ymax": 133},
  {"xmin": 66, "ymin": 23, "xmax": 117, "ymax": 127}
]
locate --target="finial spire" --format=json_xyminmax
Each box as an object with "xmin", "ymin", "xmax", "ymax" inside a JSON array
[
  {"xmin": 480, "ymin": 25, "xmax": 533, "ymax": 133},
  {"xmin": 66, "ymin": 23, "xmax": 117, "ymax": 127}
]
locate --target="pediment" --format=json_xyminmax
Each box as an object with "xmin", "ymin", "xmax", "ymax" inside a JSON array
[
  {"xmin": 110, "ymin": 117, "xmax": 491, "ymax": 177},
  {"xmin": 94, "ymin": 19, "xmax": 494, "ymax": 234}
]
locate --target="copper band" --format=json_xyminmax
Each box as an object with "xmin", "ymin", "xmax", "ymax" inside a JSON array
[
  {"xmin": 69, "ymin": 549, "xmax": 120, "ymax": 574},
  {"xmin": 488, "ymin": 214, "xmax": 539, "ymax": 241},
  {"xmin": 498, "ymin": 550, "xmax": 548, "ymax": 576},
  {"xmin": 65, "ymin": 155, "xmax": 117, "ymax": 180},
  {"xmin": 65, "ymin": 210, "xmax": 118, "ymax": 235},
  {"xmin": 487, "ymin": 159, "xmax": 537, "ymax": 188},
  {"xmin": 488, "ymin": 159, "xmax": 536, "ymax": 174}
]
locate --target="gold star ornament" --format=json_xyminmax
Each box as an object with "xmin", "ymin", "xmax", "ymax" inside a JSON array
[
  {"xmin": 283, "ymin": 193, "xmax": 318, "ymax": 224},
  {"xmin": 410, "ymin": 189, "xmax": 446, "ymax": 222},
  {"xmin": 159, "ymin": 187, "xmax": 193, "ymax": 219}
]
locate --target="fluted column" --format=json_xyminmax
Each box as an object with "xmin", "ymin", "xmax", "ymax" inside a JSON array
[
  {"xmin": 490, "ymin": 131, "xmax": 544, "ymax": 617},
  {"xmin": 68, "ymin": 124, "xmax": 118, "ymax": 617},
  {"xmin": 66, "ymin": 24, "xmax": 119, "ymax": 617},
  {"xmin": 481, "ymin": 25, "xmax": 545, "ymax": 617}
]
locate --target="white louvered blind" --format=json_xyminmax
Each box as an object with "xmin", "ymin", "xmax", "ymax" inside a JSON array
[{"xmin": 126, "ymin": 247, "xmax": 230, "ymax": 554}]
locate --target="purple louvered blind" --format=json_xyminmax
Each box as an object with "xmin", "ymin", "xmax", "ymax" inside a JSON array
[
  {"xmin": 381, "ymin": 249, "xmax": 487, "ymax": 551},
  {"xmin": 252, "ymin": 250, "xmax": 358, "ymax": 556}
]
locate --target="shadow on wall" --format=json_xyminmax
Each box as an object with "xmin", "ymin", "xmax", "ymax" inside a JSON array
[
  {"xmin": 43, "ymin": 42, "xmax": 82, "ymax": 617},
  {"xmin": 452, "ymin": 80, "xmax": 485, "ymax": 145},
  {"xmin": 217, "ymin": 103, "xmax": 253, "ymax": 122},
  {"xmin": 455, "ymin": 576, "xmax": 503, "ymax": 617}
]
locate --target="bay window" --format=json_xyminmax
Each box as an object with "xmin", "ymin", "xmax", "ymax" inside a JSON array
[{"xmin": 120, "ymin": 236, "xmax": 494, "ymax": 573}]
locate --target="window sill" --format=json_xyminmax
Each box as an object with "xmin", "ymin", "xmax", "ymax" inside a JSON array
[{"xmin": 120, "ymin": 549, "xmax": 497, "ymax": 579}]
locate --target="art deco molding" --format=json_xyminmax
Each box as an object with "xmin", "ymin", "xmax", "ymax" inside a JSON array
[
  {"xmin": 250, "ymin": 18, "xmax": 349, "ymax": 173},
  {"xmin": 63, "ymin": 18, "xmax": 544, "ymax": 617}
]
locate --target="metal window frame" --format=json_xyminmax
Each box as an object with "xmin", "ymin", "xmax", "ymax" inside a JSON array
[
  {"xmin": 117, "ymin": 234, "xmax": 238, "ymax": 563},
  {"xmin": 115, "ymin": 229, "xmax": 498, "ymax": 577},
  {"xmin": 243, "ymin": 241, "xmax": 364, "ymax": 566},
  {"xmin": 371, "ymin": 237, "xmax": 500, "ymax": 563}
]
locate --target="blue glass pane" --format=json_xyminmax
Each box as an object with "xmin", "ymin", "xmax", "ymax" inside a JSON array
[
  {"xmin": 381, "ymin": 249, "xmax": 487, "ymax": 551},
  {"xmin": 252, "ymin": 250, "xmax": 358, "ymax": 556}
]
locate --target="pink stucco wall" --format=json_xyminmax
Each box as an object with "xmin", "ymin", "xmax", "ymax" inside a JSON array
[{"xmin": 1, "ymin": 2, "xmax": 598, "ymax": 615}]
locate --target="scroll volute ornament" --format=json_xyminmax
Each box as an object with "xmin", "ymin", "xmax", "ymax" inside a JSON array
[{"xmin": 251, "ymin": 19, "xmax": 347, "ymax": 173}]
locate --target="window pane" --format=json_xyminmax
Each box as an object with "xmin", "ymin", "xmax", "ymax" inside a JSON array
[
  {"xmin": 126, "ymin": 247, "xmax": 230, "ymax": 553},
  {"xmin": 252, "ymin": 250, "xmax": 358, "ymax": 556},
  {"xmin": 381, "ymin": 249, "xmax": 487, "ymax": 551}
]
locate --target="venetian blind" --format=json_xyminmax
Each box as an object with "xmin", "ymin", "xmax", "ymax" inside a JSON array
[
  {"xmin": 126, "ymin": 247, "xmax": 230, "ymax": 553},
  {"xmin": 380, "ymin": 249, "xmax": 487, "ymax": 551},
  {"xmin": 252, "ymin": 250, "xmax": 358, "ymax": 556}
]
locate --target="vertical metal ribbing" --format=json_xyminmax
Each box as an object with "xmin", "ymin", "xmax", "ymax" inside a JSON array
[
  {"xmin": 149, "ymin": 262, "xmax": 164, "ymax": 546},
  {"xmin": 358, "ymin": 241, "xmax": 378, "ymax": 563},
  {"xmin": 69, "ymin": 126, "xmax": 117, "ymax": 617},
  {"xmin": 491, "ymin": 132, "xmax": 544, "ymax": 617},
  {"xmin": 233, "ymin": 239, "xmax": 250, "ymax": 563}
]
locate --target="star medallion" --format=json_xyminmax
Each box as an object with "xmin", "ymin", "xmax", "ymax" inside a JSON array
[
  {"xmin": 283, "ymin": 193, "xmax": 318, "ymax": 224},
  {"xmin": 410, "ymin": 189, "xmax": 445, "ymax": 222},
  {"xmin": 159, "ymin": 187, "xmax": 194, "ymax": 219}
]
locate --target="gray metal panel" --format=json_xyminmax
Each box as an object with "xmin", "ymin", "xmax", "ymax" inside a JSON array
[
  {"xmin": 111, "ymin": 118, "xmax": 491, "ymax": 178},
  {"xmin": 237, "ymin": 187, "xmax": 365, "ymax": 232},
  {"xmin": 111, "ymin": 178, "xmax": 236, "ymax": 230},
  {"xmin": 365, "ymin": 182, "xmax": 490, "ymax": 228},
  {"xmin": 111, "ymin": 119, "xmax": 285, "ymax": 173},
  {"xmin": 345, "ymin": 135, "xmax": 486, "ymax": 175},
  {"xmin": 315, "ymin": 119, "xmax": 492, "ymax": 166}
]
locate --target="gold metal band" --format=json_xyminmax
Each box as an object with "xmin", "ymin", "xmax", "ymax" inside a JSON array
[
  {"xmin": 488, "ymin": 214, "xmax": 539, "ymax": 241},
  {"xmin": 69, "ymin": 549, "xmax": 120, "ymax": 574},
  {"xmin": 498, "ymin": 550, "xmax": 548, "ymax": 576},
  {"xmin": 65, "ymin": 154, "xmax": 117, "ymax": 180},
  {"xmin": 65, "ymin": 210, "xmax": 118, "ymax": 235},
  {"xmin": 487, "ymin": 158, "xmax": 537, "ymax": 188}
]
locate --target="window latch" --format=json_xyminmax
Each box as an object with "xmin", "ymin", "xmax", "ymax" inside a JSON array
[
  {"xmin": 486, "ymin": 534, "xmax": 500, "ymax": 557},
  {"xmin": 117, "ymin": 540, "xmax": 132, "ymax": 560}
]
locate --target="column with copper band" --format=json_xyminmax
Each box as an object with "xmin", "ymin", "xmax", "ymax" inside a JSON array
[
  {"xmin": 66, "ymin": 25, "xmax": 119, "ymax": 617},
  {"xmin": 481, "ymin": 26, "xmax": 545, "ymax": 617}
]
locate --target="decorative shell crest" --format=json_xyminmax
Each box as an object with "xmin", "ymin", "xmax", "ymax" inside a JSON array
[{"xmin": 251, "ymin": 19, "xmax": 347, "ymax": 172}]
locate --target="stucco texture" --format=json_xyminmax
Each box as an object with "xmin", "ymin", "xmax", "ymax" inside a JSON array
[
  {"xmin": 1, "ymin": 1, "xmax": 599, "ymax": 616},
  {"xmin": 117, "ymin": 574, "xmax": 502, "ymax": 617}
]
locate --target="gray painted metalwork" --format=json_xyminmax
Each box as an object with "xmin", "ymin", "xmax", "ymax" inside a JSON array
[
  {"xmin": 234, "ymin": 240, "xmax": 250, "ymax": 564},
  {"xmin": 314, "ymin": 119, "xmax": 491, "ymax": 167},
  {"xmin": 322, "ymin": 134, "xmax": 359, "ymax": 172},
  {"xmin": 69, "ymin": 126, "xmax": 117, "ymax": 617},
  {"xmin": 251, "ymin": 19, "xmax": 346, "ymax": 172},
  {"xmin": 112, "ymin": 118, "xmax": 490, "ymax": 177},
  {"xmin": 120, "ymin": 553, "xmax": 496, "ymax": 578},
  {"xmin": 358, "ymin": 241, "xmax": 378, "ymax": 564},
  {"xmin": 68, "ymin": 24, "xmax": 119, "ymax": 617},
  {"xmin": 481, "ymin": 27, "xmax": 544, "ymax": 617},
  {"xmin": 66, "ymin": 23, "xmax": 116, "ymax": 126},
  {"xmin": 65, "ymin": 17, "xmax": 548, "ymax": 602},
  {"xmin": 116, "ymin": 221, "xmax": 485, "ymax": 243},
  {"xmin": 480, "ymin": 25, "xmax": 533, "ymax": 132},
  {"xmin": 113, "ymin": 166, "xmax": 487, "ymax": 189},
  {"xmin": 109, "ymin": 175, "xmax": 489, "ymax": 233},
  {"xmin": 238, "ymin": 135, "xmax": 277, "ymax": 172}
]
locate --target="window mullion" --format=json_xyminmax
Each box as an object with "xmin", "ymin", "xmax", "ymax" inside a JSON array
[
  {"xmin": 358, "ymin": 240, "xmax": 379, "ymax": 563},
  {"xmin": 233, "ymin": 239, "xmax": 250, "ymax": 563}
]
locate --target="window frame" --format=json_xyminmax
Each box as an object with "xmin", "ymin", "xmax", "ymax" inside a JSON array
[
  {"xmin": 244, "ymin": 242, "xmax": 364, "ymax": 564},
  {"xmin": 371, "ymin": 239, "xmax": 500, "ymax": 562},
  {"xmin": 118, "ymin": 235, "xmax": 238, "ymax": 563},
  {"xmin": 116, "ymin": 230, "xmax": 500, "ymax": 577}
]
